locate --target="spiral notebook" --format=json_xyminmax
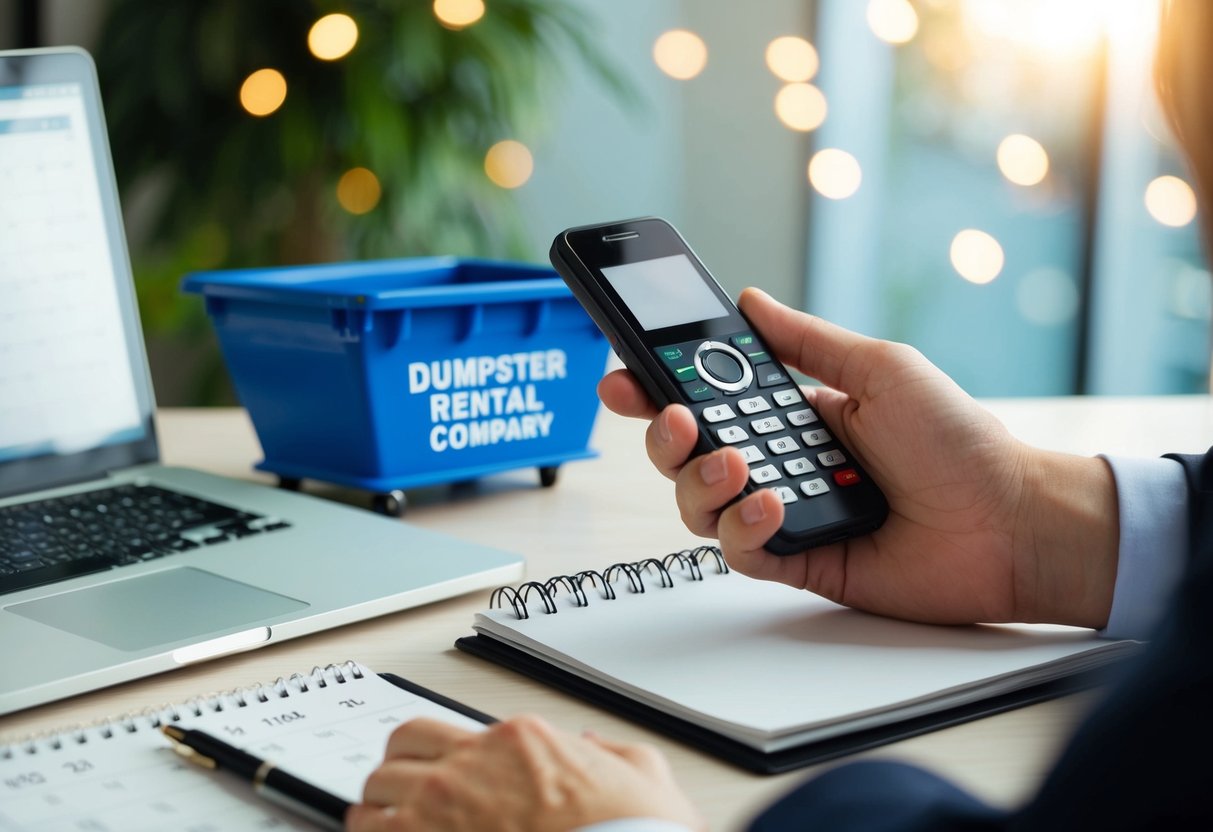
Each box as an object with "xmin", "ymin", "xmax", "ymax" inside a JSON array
[
  {"xmin": 0, "ymin": 661, "xmax": 493, "ymax": 830},
  {"xmin": 455, "ymin": 546, "xmax": 1141, "ymax": 774}
]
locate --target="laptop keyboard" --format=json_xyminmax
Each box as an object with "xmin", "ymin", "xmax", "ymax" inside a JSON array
[{"xmin": 0, "ymin": 483, "xmax": 291, "ymax": 596}]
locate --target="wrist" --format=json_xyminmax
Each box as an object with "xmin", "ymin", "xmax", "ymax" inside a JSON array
[{"xmin": 1013, "ymin": 449, "xmax": 1119, "ymax": 628}]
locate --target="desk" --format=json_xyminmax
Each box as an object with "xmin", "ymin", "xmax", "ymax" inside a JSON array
[{"xmin": 2, "ymin": 396, "xmax": 1210, "ymax": 830}]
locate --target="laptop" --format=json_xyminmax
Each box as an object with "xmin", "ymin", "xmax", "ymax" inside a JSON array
[{"xmin": 0, "ymin": 47, "xmax": 524, "ymax": 717}]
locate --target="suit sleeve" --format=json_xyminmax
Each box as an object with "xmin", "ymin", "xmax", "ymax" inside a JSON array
[{"xmin": 748, "ymin": 450, "xmax": 1213, "ymax": 831}]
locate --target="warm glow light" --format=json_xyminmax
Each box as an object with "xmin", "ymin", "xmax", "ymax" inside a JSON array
[
  {"xmin": 239, "ymin": 69, "xmax": 287, "ymax": 117},
  {"xmin": 1145, "ymin": 175, "xmax": 1198, "ymax": 227},
  {"xmin": 336, "ymin": 167, "xmax": 382, "ymax": 214},
  {"xmin": 774, "ymin": 83, "xmax": 827, "ymax": 132},
  {"xmin": 960, "ymin": 0, "xmax": 1147, "ymax": 61},
  {"xmin": 867, "ymin": 0, "xmax": 919, "ymax": 45},
  {"xmin": 997, "ymin": 134, "xmax": 1050, "ymax": 187},
  {"xmin": 433, "ymin": 0, "xmax": 485, "ymax": 29},
  {"xmin": 653, "ymin": 29, "xmax": 708, "ymax": 80},
  {"xmin": 808, "ymin": 149, "xmax": 862, "ymax": 200},
  {"xmin": 485, "ymin": 140, "xmax": 534, "ymax": 189},
  {"xmin": 950, "ymin": 229, "xmax": 1005, "ymax": 284},
  {"xmin": 308, "ymin": 14, "xmax": 359, "ymax": 60},
  {"xmin": 765, "ymin": 36, "xmax": 819, "ymax": 82}
]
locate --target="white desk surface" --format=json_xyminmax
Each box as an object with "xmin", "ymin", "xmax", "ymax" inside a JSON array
[{"xmin": 2, "ymin": 396, "xmax": 1209, "ymax": 830}]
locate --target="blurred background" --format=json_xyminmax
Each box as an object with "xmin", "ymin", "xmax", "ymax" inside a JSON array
[{"xmin": 1, "ymin": 0, "xmax": 1207, "ymax": 404}]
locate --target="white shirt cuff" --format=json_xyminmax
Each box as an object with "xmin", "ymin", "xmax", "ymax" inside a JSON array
[
  {"xmin": 576, "ymin": 821, "xmax": 696, "ymax": 832},
  {"xmin": 1098, "ymin": 454, "xmax": 1189, "ymax": 640}
]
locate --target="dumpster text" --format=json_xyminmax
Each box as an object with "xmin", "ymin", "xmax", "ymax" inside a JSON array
[{"xmin": 408, "ymin": 350, "xmax": 567, "ymax": 452}]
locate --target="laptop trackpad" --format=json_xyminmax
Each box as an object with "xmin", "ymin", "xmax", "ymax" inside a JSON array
[{"xmin": 10, "ymin": 567, "xmax": 309, "ymax": 651}]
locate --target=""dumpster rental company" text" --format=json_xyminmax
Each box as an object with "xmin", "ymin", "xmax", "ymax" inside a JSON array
[{"xmin": 407, "ymin": 350, "xmax": 567, "ymax": 452}]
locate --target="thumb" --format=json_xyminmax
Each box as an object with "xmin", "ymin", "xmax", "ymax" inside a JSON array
[{"xmin": 738, "ymin": 287, "xmax": 876, "ymax": 396}]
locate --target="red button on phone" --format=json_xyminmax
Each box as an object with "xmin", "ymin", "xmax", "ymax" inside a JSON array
[{"xmin": 833, "ymin": 468, "xmax": 861, "ymax": 487}]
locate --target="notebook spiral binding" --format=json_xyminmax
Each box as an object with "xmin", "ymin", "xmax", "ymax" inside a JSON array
[
  {"xmin": 490, "ymin": 545, "xmax": 728, "ymax": 620},
  {"xmin": 0, "ymin": 660, "xmax": 365, "ymax": 760}
]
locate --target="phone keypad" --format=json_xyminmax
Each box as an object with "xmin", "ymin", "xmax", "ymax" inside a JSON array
[{"xmin": 655, "ymin": 331, "xmax": 867, "ymax": 509}]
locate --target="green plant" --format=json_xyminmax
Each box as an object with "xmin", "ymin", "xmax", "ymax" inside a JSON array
[{"xmin": 93, "ymin": 0, "xmax": 628, "ymax": 403}]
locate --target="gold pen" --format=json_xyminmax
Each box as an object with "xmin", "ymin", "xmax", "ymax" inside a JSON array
[{"xmin": 162, "ymin": 724, "xmax": 350, "ymax": 830}]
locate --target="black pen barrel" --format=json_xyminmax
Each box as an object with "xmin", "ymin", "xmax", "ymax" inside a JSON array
[
  {"xmin": 181, "ymin": 729, "xmax": 263, "ymax": 779},
  {"xmin": 263, "ymin": 766, "xmax": 353, "ymax": 821}
]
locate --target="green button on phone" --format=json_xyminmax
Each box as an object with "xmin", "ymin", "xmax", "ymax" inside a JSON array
[{"xmin": 672, "ymin": 365, "xmax": 698, "ymax": 382}]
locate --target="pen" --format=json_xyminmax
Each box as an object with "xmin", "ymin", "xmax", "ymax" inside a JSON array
[{"xmin": 161, "ymin": 724, "xmax": 350, "ymax": 830}]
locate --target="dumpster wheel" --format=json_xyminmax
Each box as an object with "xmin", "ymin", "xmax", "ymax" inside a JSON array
[
  {"xmin": 539, "ymin": 466, "xmax": 560, "ymax": 488},
  {"xmin": 372, "ymin": 490, "xmax": 408, "ymax": 517}
]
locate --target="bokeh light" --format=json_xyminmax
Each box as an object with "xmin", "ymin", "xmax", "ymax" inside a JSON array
[
  {"xmin": 950, "ymin": 229, "xmax": 1005, "ymax": 284},
  {"xmin": 239, "ymin": 69, "xmax": 287, "ymax": 117},
  {"xmin": 336, "ymin": 167, "xmax": 382, "ymax": 214},
  {"xmin": 433, "ymin": 0, "xmax": 485, "ymax": 30},
  {"xmin": 808, "ymin": 149, "xmax": 862, "ymax": 200},
  {"xmin": 308, "ymin": 13, "xmax": 359, "ymax": 61},
  {"xmin": 1144, "ymin": 175, "xmax": 1198, "ymax": 227},
  {"xmin": 485, "ymin": 140, "xmax": 534, "ymax": 189},
  {"xmin": 653, "ymin": 29, "xmax": 708, "ymax": 80},
  {"xmin": 996, "ymin": 134, "xmax": 1050, "ymax": 187},
  {"xmin": 765, "ymin": 36, "xmax": 819, "ymax": 82},
  {"xmin": 774, "ymin": 83, "xmax": 827, "ymax": 132},
  {"xmin": 867, "ymin": 0, "xmax": 919, "ymax": 45}
]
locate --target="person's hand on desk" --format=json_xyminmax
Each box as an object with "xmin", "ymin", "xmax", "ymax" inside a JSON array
[
  {"xmin": 599, "ymin": 288, "xmax": 1120, "ymax": 630},
  {"xmin": 346, "ymin": 715, "xmax": 704, "ymax": 832}
]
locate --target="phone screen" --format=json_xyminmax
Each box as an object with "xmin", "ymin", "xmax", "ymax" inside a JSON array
[{"xmin": 600, "ymin": 254, "xmax": 731, "ymax": 331}]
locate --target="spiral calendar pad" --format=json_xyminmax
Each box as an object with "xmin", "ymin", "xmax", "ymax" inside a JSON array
[
  {"xmin": 0, "ymin": 662, "xmax": 493, "ymax": 830},
  {"xmin": 457, "ymin": 546, "xmax": 1141, "ymax": 774}
]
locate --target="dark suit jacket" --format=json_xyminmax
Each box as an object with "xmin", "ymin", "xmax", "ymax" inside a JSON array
[{"xmin": 748, "ymin": 452, "xmax": 1213, "ymax": 831}]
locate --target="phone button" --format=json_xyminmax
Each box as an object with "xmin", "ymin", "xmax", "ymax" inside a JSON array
[
  {"xmin": 750, "ymin": 416, "xmax": 785, "ymax": 435},
  {"xmin": 787, "ymin": 408, "xmax": 818, "ymax": 426},
  {"xmin": 738, "ymin": 445, "xmax": 766, "ymax": 463},
  {"xmin": 717, "ymin": 426, "xmax": 750, "ymax": 444},
  {"xmin": 833, "ymin": 468, "xmax": 862, "ymax": 487},
  {"xmin": 755, "ymin": 364, "xmax": 790, "ymax": 387},
  {"xmin": 684, "ymin": 381, "xmax": 716, "ymax": 402},
  {"xmin": 749, "ymin": 464, "xmax": 781, "ymax": 484},
  {"xmin": 800, "ymin": 478, "xmax": 830, "ymax": 497},
  {"xmin": 702, "ymin": 404, "xmax": 737, "ymax": 423},
  {"xmin": 784, "ymin": 457, "xmax": 816, "ymax": 476},
  {"xmin": 703, "ymin": 351, "xmax": 744, "ymax": 383},
  {"xmin": 817, "ymin": 449, "xmax": 847, "ymax": 467},
  {"xmin": 738, "ymin": 395, "xmax": 770, "ymax": 414},
  {"xmin": 767, "ymin": 436, "xmax": 801, "ymax": 455},
  {"xmin": 773, "ymin": 389, "xmax": 803, "ymax": 406},
  {"xmin": 693, "ymin": 341, "xmax": 754, "ymax": 394},
  {"xmin": 770, "ymin": 486, "xmax": 799, "ymax": 504},
  {"xmin": 801, "ymin": 428, "xmax": 831, "ymax": 447}
]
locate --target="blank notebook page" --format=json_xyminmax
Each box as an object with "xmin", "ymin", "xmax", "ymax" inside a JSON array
[{"xmin": 474, "ymin": 569, "xmax": 1135, "ymax": 752}]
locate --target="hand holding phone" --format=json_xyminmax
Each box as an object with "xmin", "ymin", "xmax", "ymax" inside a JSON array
[{"xmin": 550, "ymin": 217, "xmax": 888, "ymax": 554}]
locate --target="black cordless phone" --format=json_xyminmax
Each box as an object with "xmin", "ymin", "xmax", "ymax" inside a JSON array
[{"xmin": 550, "ymin": 216, "xmax": 888, "ymax": 555}]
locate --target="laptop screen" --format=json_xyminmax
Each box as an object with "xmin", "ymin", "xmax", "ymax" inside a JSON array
[{"xmin": 0, "ymin": 49, "xmax": 157, "ymax": 498}]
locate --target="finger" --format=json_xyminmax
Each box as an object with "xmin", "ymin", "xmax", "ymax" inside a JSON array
[
  {"xmin": 581, "ymin": 731, "xmax": 670, "ymax": 776},
  {"xmin": 597, "ymin": 369, "xmax": 659, "ymax": 420},
  {"xmin": 382, "ymin": 718, "xmax": 473, "ymax": 761},
  {"xmin": 712, "ymin": 490, "xmax": 821, "ymax": 588},
  {"xmin": 345, "ymin": 803, "xmax": 403, "ymax": 832},
  {"xmin": 738, "ymin": 287, "xmax": 874, "ymax": 394},
  {"xmin": 361, "ymin": 758, "xmax": 431, "ymax": 807},
  {"xmin": 672, "ymin": 447, "xmax": 750, "ymax": 538},
  {"xmin": 644, "ymin": 405, "xmax": 700, "ymax": 481}
]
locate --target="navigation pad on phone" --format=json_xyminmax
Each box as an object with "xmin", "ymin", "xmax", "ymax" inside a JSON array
[{"xmin": 653, "ymin": 332, "xmax": 865, "ymax": 508}]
